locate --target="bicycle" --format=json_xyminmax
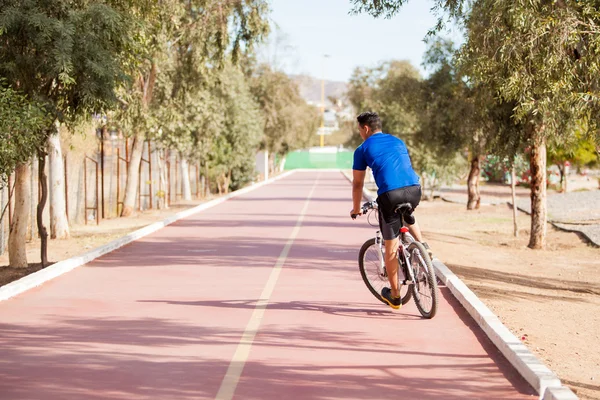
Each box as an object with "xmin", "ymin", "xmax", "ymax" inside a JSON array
[{"xmin": 353, "ymin": 201, "xmax": 439, "ymax": 319}]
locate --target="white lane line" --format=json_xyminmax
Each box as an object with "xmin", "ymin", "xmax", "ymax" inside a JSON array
[{"xmin": 215, "ymin": 173, "xmax": 321, "ymax": 400}]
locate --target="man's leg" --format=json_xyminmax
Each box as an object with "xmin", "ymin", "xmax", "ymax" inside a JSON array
[
  {"xmin": 407, "ymin": 218, "xmax": 423, "ymax": 242},
  {"xmin": 407, "ymin": 217, "xmax": 433, "ymax": 256},
  {"xmin": 384, "ymin": 237, "xmax": 400, "ymax": 297}
]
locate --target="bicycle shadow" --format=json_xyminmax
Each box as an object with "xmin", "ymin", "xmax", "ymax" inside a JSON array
[{"xmin": 138, "ymin": 298, "xmax": 424, "ymax": 320}]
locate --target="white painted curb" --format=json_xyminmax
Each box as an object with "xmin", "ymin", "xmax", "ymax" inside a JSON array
[
  {"xmin": 0, "ymin": 170, "xmax": 296, "ymax": 302},
  {"xmin": 339, "ymin": 170, "xmax": 577, "ymax": 399},
  {"xmin": 432, "ymin": 260, "xmax": 569, "ymax": 399},
  {"xmin": 542, "ymin": 387, "xmax": 579, "ymax": 400}
]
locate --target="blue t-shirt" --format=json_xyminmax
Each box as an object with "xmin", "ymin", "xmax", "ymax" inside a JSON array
[{"xmin": 353, "ymin": 133, "xmax": 420, "ymax": 196}]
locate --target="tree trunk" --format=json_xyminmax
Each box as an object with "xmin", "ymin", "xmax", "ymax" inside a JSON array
[
  {"xmin": 121, "ymin": 135, "xmax": 145, "ymax": 217},
  {"xmin": 224, "ymin": 170, "xmax": 231, "ymax": 194},
  {"xmin": 48, "ymin": 130, "xmax": 70, "ymax": 239},
  {"xmin": 8, "ymin": 163, "xmax": 30, "ymax": 268},
  {"xmin": 181, "ymin": 158, "xmax": 192, "ymax": 200},
  {"xmin": 37, "ymin": 153, "xmax": 49, "ymax": 267},
  {"xmin": 204, "ymin": 164, "xmax": 211, "ymax": 197},
  {"xmin": 268, "ymin": 152, "xmax": 275, "ymax": 176},
  {"xmin": 528, "ymin": 132, "xmax": 547, "ymax": 249},
  {"xmin": 511, "ymin": 166, "xmax": 518, "ymax": 238},
  {"xmin": 156, "ymin": 149, "xmax": 168, "ymax": 210},
  {"xmin": 563, "ymin": 163, "xmax": 569, "ymax": 193},
  {"xmin": 467, "ymin": 154, "xmax": 481, "ymax": 210}
]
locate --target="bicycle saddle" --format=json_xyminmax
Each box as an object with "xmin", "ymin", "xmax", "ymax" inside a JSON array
[{"xmin": 394, "ymin": 203, "xmax": 415, "ymax": 225}]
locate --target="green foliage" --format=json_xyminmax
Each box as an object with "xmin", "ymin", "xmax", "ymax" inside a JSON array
[
  {"xmin": 548, "ymin": 131, "xmax": 599, "ymax": 169},
  {"xmin": 0, "ymin": 84, "xmax": 49, "ymax": 186},
  {"xmin": 0, "ymin": 0, "xmax": 131, "ymax": 125},
  {"xmin": 459, "ymin": 1, "xmax": 600, "ymax": 149},
  {"xmin": 347, "ymin": 56, "xmax": 469, "ymax": 186},
  {"xmin": 419, "ymin": 38, "xmax": 477, "ymax": 163},
  {"xmin": 207, "ymin": 64, "xmax": 264, "ymax": 191},
  {"xmin": 249, "ymin": 63, "xmax": 319, "ymax": 156},
  {"xmin": 348, "ymin": 60, "xmax": 421, "ymax": 137}
]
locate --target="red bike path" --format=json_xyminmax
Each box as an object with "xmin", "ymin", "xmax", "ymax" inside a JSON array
[{"xmin": 0, "ymin": 171, "xmax": 535, "ymax": 399}]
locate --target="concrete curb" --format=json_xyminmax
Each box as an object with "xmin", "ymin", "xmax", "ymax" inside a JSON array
[
  {"xmin": 339, "ymin": 171, "xmax": 577, "ymax": 400},
  {"xmin": 0, "ymin": 170, "xmax": 296, "ymax": 302},
  {"xmin": 432, "ymin": 260, "xmax": 573, "ymax": 399},
  {"xmin": 542, "ymin": 387, "xmax": 579, "ymax": 400}
]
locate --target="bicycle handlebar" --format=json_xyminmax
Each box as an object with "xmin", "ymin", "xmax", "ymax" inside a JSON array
[{"xmin": 351, "ymin": 201, "xmax": 377, "ymax": 220}]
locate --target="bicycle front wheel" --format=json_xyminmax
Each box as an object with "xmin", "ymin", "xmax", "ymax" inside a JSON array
[
  {"xmin": 358, "ymin": 238, "xmax": 412, "ymax": 306},
  {"xmin": 408, "ymin": 241, "xmax": 439, "ymax": 319}
]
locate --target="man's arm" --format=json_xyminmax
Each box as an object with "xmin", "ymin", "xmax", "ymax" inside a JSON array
[{"xmin": 352, "ymin": 169, "xmax": 366, "ymax": 215}]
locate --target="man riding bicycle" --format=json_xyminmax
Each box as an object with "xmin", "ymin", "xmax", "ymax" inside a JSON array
[{"xmin": 350, "ymin": 111, "xmax": 431, "ymax": 310}]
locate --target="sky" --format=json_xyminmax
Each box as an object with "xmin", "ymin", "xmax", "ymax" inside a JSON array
[{"xmin": 261, "ymin": 0, "xmax": 462, "ymax": 83}]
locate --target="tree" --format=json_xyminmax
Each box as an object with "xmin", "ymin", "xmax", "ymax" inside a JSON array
[
  {"xmin": 548, "ymin": 132, "xmax": 598, "ymax": 192},
  {"xmin": 208, "ymin": 64, "xmax": 264, "ymax": 193},
  {"xmin": 0, "ymin": 0, "xmax": 132, "ymax": 264},
  {"xmin": 0, "ymin": 84, "xmax": 47, "ymax": 187},
  {"xmin": 420, "ymin": 38, "xmax": 483, "ymax": 208},
  {"xmin": 248, "ymin": 63, "xmax": 319, "ymax": 173},
  {"xmin": 0, "ymin": 84, "xmax": 47, "ymax": 267},
  {"xmin": 117, "ymin": 0, "xmax": 270, "ymax": 216},
  {"xmin": 352, "ymin": 0, "xmax": 600, "ymax": 249}
]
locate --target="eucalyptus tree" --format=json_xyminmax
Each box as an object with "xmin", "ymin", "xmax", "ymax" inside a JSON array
[
  {"xmin": 0, "ymin": 0, "xmax": 131, "ymax": 265},
  {"xmin": 248, "ymin": 63, "xmax": 319, "ymax": 172},
  {"xmin": 346, "ymin": 59, "xmax": 467, "ymax": 195},
  {"xmin": 352, "ymin": 0, "xmax": 600, "ymax": 249},
  {"xmin": 207, "ymin": 64, "xmax": 264, "ymax": 193},
  {"xmin": 0, "ymin": 85, "xmax": 48, "ymax": 267},
  {"xmin": 118, "ymin": 0, "xmax": 270, "ymax": 216}
]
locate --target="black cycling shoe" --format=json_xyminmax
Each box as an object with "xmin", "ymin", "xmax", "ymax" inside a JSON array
[{"xmin": 381, "ymin": 287, "xmax": 401, "ymax": 310}]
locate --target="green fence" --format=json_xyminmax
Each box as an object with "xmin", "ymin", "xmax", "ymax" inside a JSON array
[{"xmin": 283, "ymin": 148, "xmax": 353, "ymax": 170}]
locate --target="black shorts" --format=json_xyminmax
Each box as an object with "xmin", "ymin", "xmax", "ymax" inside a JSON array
[{"xmin": 377, "ymin": 185, "xmax": 422, "ymax": 240}]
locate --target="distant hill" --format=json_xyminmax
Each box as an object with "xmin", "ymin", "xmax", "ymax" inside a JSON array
[{"xmin": 290, "ymin": 74, "xmax": 348, "ymax": 107}]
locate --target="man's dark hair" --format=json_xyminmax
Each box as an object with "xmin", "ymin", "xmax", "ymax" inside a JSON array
[{"xmin": 357, "ymin": 111, "xmax": 382, "ymax": 132}]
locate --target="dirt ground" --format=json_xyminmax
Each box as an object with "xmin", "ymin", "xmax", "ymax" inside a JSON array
[
  {"xmin": 416, "ymin": 191, "xmax": 600, "ymax": 400},
  {"xmin": 1, "ymin": 178, "xmax": 599, "ymax": 399}
]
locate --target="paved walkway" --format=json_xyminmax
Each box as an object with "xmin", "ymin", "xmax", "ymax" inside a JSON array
[{"xmin": 0, "ymin": 171, "xmax": 535, "ymax": 399}]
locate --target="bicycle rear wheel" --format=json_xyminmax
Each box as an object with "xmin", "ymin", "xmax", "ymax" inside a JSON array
[
  {"xmin": 358, "ymin": 238, "xmax": 412, "ymax": 306},
  {"xmin": 408, "ymin": 241, "xmax": 438, "ymax": 318}
]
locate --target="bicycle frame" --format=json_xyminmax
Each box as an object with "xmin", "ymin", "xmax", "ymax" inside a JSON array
[{"xmin": 374, "ymin": 228, "xmax": 416, "ymax": 287}]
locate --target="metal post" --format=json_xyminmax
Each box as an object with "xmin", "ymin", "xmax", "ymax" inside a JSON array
[
  {"xmin": 116, "ymin": 138, "xmax": 129, "ymax": 216},
  {"xmin": 95, "ymin": 159, "xmax": 99, "ymax": 225},
  {"xmin": 64, "ymin": 155, "xmax": 68, "ymax": 222},
  {"xmin": 138, "ymin": 141, "xmax": 152, "ymax": 211},
  {"xmin": 175, "ymin": 154, "xmax": 179, "ymax": 200},
  {"xmin": 100, "ymin": 127, "xmax": 105, "ymax": 219},
  {"xmin": 0, "ymin": 186, "xmax": 5, "ymax": 255},
  {"xmin": 84, "ymin": 156, "xmax": 99, "ymax": 225},
  {"xmin": 84, "ymin": 157, "xmax": 88, "ymax": 225},
  {"xmin": 148, "ymin": 141, "xmax": 153, "ymax": 209},
  {"xmin": 30, "ymin": 158, "xmax": 35, "ymax": 240},
  {"xmin": 138, "ymin": 155, "xmax": 141, "ymax": 210},
  {"xmin": 196, "ymin": 163, "xmax": 200, "ymax": 199},
  {"xmin": 166, "ymin": 150, "xmax": 171, "ymax": 207},
  {"xmin": 7, "ymin": 174, "xmax": 12, "ymax": 227},
  {"xmin": 116, "ymin": 146, "xmax": 120, "ymax": 216}
]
